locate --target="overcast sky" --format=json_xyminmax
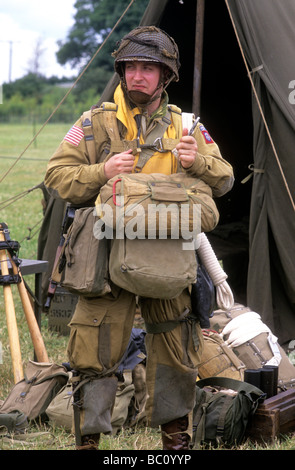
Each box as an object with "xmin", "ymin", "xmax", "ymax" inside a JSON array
[{"xmin": 0, "ymin": 0, "xmax": 79, "ymax": 84}]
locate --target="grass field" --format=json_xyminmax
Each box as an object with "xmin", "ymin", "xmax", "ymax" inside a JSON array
[{"xmin": 0, "ymin": 123, "xmax": 294, "ymax": 451}]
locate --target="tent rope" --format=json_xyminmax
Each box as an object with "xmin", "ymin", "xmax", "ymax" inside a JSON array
[
  {"xmin": 0, "ymin": 183, "xmax": 43, "ymax": 211},
  {"xmin": 225, "ymin": 0, "xmax": 295, "ymax": 212},
  {"xmin": 0, "ymin": 0, "xmax": 136, "ymax": 185}
]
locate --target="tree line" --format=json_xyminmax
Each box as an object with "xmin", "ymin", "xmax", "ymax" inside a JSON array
[{"xmin": 1, "ymin": 0, "xmax": 149, "ymax": 123}]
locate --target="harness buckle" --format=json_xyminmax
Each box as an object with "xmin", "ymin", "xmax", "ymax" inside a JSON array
[{"xmin": 152, "ymin": 137, "xmax": 165, "ymax": 152}]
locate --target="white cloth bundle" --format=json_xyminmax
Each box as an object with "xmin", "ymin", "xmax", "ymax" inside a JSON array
[{"xmin": 221, "ymin": 311, "xmax": 281, "ymax": 366}]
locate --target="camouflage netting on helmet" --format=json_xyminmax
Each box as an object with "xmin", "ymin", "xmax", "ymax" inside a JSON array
[{"xmin": 112, "ymin": 26, "xmax": 180, "ymax": 82}]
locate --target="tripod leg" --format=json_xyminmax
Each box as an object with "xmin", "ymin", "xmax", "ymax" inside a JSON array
[
  {"xmin": 9, "ymin": 255, "xmax": 49, "ymax": 363},
  {"xmin": 0, "ymin": 237, "xmax": 23, "ymax": 383}
]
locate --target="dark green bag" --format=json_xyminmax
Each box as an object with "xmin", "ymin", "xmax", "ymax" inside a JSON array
[
  {"xmin": 191, "ymin": 377, "xmax": 265, "ymax": 448},
  {"xmin": 0, "ymin": 410, "xmax": 28, "ymax": 434}
]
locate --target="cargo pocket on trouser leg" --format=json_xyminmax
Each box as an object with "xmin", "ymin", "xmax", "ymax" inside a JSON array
[
  {"xmin": 67, "ymin": 289, "xmax": 136, "ymax": 374},
  {"xmin": 67, "ymin": 300, "xmax": 108, "ymax": 373}
]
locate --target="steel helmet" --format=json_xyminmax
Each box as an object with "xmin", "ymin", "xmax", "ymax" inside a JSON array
[{"xmin": 112, "ymin": 26, "xmax": 180, "ymax": 84}]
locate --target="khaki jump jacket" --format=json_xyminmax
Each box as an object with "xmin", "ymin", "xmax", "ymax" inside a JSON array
[{"xmin": 44, "ymin": 97, "xmax": 234, "ymax": 206}]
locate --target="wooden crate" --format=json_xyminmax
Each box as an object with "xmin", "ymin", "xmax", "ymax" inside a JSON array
[{"xmin": 246, "ymin": 388, "xmax": 295, "ymax": 443}]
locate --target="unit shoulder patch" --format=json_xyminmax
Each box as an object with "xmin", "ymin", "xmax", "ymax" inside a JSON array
[{"xmin": 199, "ymin": 124, "xmax": 214, "ymax": 144}]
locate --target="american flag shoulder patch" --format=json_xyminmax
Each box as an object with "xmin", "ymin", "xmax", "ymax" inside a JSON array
[{"xmin": 64, "ymin": 125, "xmax": 84, "ymax": 146}]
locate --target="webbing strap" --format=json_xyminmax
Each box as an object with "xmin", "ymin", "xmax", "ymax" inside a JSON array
[
  {"xmin": 145, "ymin": 319, "xmax": 180, "ymax": 334},
  {"xmin": 103, "ymin": 105, "xmax": 121, "ymax": 141},
  {"xmin": 82, "ymin": 102, "xmax": 182, "ymax": 169},
  {"xmin": 105, "ymin": 106, "xmax": 181, "ymax": 171},
  {"xmin": 133, "ymin": 110, "xmax": 172, "ymax": 172},
  {"xmin": 82, "ymin": 110, "xmax": 97, "ymax": 165},
  {"xmin": 216, "ymin": 394, "xmax": 232, "ymax": 439},
  {"xmin": 145, "ymin": 308, "xmax": 189, "ymax": 334},
  {"xmin": 145, "ymin": 308, "xmax": 199, "ymax": 350}
]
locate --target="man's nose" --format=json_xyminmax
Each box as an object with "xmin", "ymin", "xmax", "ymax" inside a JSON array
[{"xmin": 133, "ymin": 68, "xmax": 143, "ymax": 80}]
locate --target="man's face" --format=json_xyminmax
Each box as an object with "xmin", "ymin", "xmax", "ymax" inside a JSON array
[{"xmin": 124, "ymin": 61, "xmax": 162, "ymax": 98}]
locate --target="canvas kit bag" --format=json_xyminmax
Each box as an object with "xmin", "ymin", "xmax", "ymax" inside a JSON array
[
  {"xmin": 198, "ymin": 329, "xmax": 246, "ymax": 381},
  {"xmin": 45, "ymin": 365, "xmax": 147, "ymax": 435},
  {"xmin": 45, "ymin": 372, "xmax": 74, "ymax": 431},
  {"xmin": 97, "ymin": 172, "xmax": 219, "ymax": 236},
  {"xmin": 98, "ymin": 172, "xmax": 219, "ymax": 299},
  {"xmin": 109, "ymin": 236, "xmax": 197, "ymax": 299},
  {"xmin": 52, "ymin": 206, "xmax": 111, "ymax": 297},
  {"xmin": 0, "ymin": 361, "xmax": 69, "ymax": 421},
  {"xmin": 209, "ymin": 305, "xmax": 295, "ymax": 391},
  {"xmin": 191, "ymin": 376, "xmax": 265, "ymax": 449}
]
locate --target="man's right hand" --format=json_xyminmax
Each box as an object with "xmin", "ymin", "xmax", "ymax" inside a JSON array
[{"xmin": 104, "ymin": 149, "xmax": 135, "ymax": 179}]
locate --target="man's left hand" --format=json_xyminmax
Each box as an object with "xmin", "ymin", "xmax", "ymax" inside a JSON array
[{"xmin": 175, "ymin": 128, "xmax": 198, "ymax": 168}]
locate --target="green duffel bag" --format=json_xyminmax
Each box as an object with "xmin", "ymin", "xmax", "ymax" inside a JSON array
[{"xmin": 191, "ymin": 376, "xmax": 265, "ymax": 449}]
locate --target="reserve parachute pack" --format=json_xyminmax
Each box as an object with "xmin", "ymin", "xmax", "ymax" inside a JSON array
[{"xmin": 97, "ymin": 172, "xmax": 219, "ymax": 236}]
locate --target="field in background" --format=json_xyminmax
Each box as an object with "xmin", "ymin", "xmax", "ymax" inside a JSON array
[{"xmin": 0, "ymin": 123, "xmax": 294, "ymax": 450}]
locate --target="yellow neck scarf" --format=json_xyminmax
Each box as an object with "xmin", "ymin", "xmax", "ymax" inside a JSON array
[{"xmin": 113, "ymin": 84, "xmax": 178, "ymax": 174}]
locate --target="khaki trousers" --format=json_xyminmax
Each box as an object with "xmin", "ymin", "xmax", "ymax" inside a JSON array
[{"xmin": 67, "ymin": 285, "xmax": 203, "ymax": 435}]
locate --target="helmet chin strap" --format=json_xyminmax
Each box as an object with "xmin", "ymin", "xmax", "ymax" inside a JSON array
[
  {"xmin": 122, "ymin": 67, "xmax": 173, "ymax": 109},
  {"xmin": 128, "ymin": 88, "xmax": 161, "ymax": 107}
]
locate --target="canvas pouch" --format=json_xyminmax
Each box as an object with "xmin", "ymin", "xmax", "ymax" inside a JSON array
[
  {"xmin": 198, "ymin": 329, "xmax": 246, "ymax": 381},
  {"xmin": 0, "ymin": 361, "xmax": 68, "ymax": 420},
  {"xmin": 52, "ymin": 206, "xmax": 111, "ymax": 297}
]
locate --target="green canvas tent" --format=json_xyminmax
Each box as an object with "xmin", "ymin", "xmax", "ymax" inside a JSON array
[{"xmin": 38, "ymin": 0, "xmax": 295, "ymax": 348}]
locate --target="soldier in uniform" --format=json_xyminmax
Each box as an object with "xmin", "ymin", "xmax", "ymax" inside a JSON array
[{"xmin": 45, "ymin": 26, "xmax": 234, "ymax": 450}]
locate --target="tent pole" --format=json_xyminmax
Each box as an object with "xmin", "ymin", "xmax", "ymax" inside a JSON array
[{"xmin": 193, "ymin": 0, "xmax": 205, "ymax": 117}]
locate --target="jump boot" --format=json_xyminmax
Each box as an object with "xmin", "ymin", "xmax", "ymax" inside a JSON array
[{"xmin": 161, "ymin": 415, "xmax": 190, "ymax": 450}]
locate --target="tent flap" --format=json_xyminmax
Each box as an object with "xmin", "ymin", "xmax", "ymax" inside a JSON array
[{"xmin": 228, "ymin": 0, "xmax": 295, "ymax": 346}]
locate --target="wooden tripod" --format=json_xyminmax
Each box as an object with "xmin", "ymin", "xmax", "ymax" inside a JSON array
[{"xmin": 0, "ymin": 223, "xmax": 49, "ymax": 383}]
